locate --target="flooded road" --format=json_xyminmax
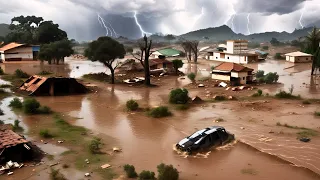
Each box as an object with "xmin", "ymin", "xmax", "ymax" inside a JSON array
[{"xmin": 1, "ymin": 59, "xmax": 320, "ymax": 179}]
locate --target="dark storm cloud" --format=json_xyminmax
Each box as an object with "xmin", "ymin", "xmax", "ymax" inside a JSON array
[{"xmin": 235, "ymin": 0, "xmax": 305, "ymax": 14}]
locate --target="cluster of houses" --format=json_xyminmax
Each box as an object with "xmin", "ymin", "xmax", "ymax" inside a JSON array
[{"xmin": 0, "ymin": 40, "xmax": 314, "ymax": 86}]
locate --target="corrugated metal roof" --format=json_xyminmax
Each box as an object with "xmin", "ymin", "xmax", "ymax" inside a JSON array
[
  {"xmin": 213, "ymin": 62, "xmax": 253, "ymax": 72},
  {"xmin": 20, "ymin": 75, "xmax": 47, "ymax": 94},
  {"xmin": 0, "ymin": 42, "xmax": 25, "ymax": 52},
  {"xmin": 155, "ymin": 48, "xmax": 182, "ymax": 57},
  {"xmin": 285, "ymin": 51, "xmax": 313, "ymax": 57},
  {"xmin": 0, "ymin": 129, "xmax": 28, "ymax": 150}
]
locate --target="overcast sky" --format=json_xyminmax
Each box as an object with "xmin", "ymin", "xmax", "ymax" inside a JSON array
[{"xmin": 0, "ymin": 0, "xmax": 319, "ymax": 41}]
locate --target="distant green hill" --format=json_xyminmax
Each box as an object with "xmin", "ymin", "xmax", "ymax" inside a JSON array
[
  {"xmin": 0, "ymin": 23, "xmax": 10, "ymax": 37},
  {"xmin": 179, "ymin": 25, "xmax": 314, "ymax": 42}
]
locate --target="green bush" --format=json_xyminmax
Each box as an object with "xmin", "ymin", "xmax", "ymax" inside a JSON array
[
  {"xmin": 37, "ymin": 71, "xmax": 52, "ymax": 75},
  {"xmin": 139, "ymin": 170, "xmax": 155, "ymax": 180},
  {"xmin": 0, "ymin": 67, "xmax": 4, "ymax": 75},
  {"xmin": 302, "ymin": 100, "xmax": 311, "ymax": 105},
  {"xmin": 157, "ymin": 163, "xmax": 179, "ymax": 180},
  {"xmin": 255, "ymin": 70, "xmax": 265, "ymax": 78},
  {"xmin": 126, "ymin": 100, "xmax": 139, "ymax": 111},
  {"xmin": 264, "ymin": 72, "xmax": 279, "ymax": 84},
  {"xmin": 123, "ymin": 164, "xmax": 138, "ymax": 178},
  {"xmin": 275, "ymin": 91, "xmax": 300, "ymax": 99},
  {"xmin": 0, "ymin": 84, "xmax": 12, "ymax": 88},
  {"xmin": 148, "ymin": 106, "xmax": 172, "ymax": 118},
  {"xmin": 169, "ymin": 88, "xmax": 189, "ymax": 104},
  {"xmin": 214, "ymin": 95, "xmax": 226, "ymax": 101},
  {"xmin": 252, "ymin": 90, "xmax": 263, "ymax": 97},
  {"xmin": 50, "ymin": 168, "xmax": 67, "ymax": 180},
  {"xmin": 9, "ymin": 97, "xmax": 23, "ymax": 109},
  {"xmin": 187, "ymin": 73, "xmax": 196, "ymax": 81},
  {"xmin": 39, "ymin": 129, "xmax": 53, "ymax": 138},
  {"xmin": 315, "ymin": 111, "xmax": 320, "ymax": 117},
  {"xmin": 0, "ymin": 120, "xmax": 4, "ymax": 125},
  {"xmin": 211, "ymin": 66, "xmax": 215, "ymax": 71},
  {"xmin": 37, "ymin": 106, "xmax": 52, "ymax": 114},
  {"xmin": 175, "ymin": 104, "xmax": 189, "ymax": 110},
  {"xmin": 12, "ymin": 120, "xmax": 23, "ymax": 132},
  {"xmin": 274, "ymin": 53, "xmax": 284, "ymax": 60},
  {"xmin": 14, "ymin": 69, "xmax": 29, "ymax": 78},
  {"xmin": 88, "ymin": 137, "xmax": 102, "ymax": 154},
  {"xmin": 23, "ymin": 98, "xmax": 40, "ymax": 114}
]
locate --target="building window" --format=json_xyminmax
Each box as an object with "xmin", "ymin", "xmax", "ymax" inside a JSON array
[
  {"xmin": 216, "ymin": 57, "xmax": 218, "ymax": 59},
  {"xmin": 227, "ymin": 57, "xmax": 229, "ymax": 59},
  {"xmin": 243, "ymin": 77, "xmax": 245, "ymax": 80},
  {"xmin": 306, "ymin": 58, "xmax": 308, "ymax": 60}
]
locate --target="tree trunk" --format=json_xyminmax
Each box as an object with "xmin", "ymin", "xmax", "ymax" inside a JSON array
[
  {"xmin": 48, "ymin": 59, "xmax": 52, "ymax": 64},
  {"xmin": 110, "ymin": 68, "xmax": 115, "ymax": 84},
  {"xmin": 144, "ymin": 35, "xmax": 152, "ymax": 86},
  {"xmin": 188, "ymin": 51, "xmax": 192, "ymax": 63},
  {"xmin": 194, "ymin": 51, "xmax": 198, "ymax": 63},
  {"xmin": 175, "ymin": 68, "xmax": 178, "ymax": 75}
]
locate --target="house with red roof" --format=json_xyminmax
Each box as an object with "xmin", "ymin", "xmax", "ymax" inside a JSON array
[
  {"xmin": 212, "ymin": 62, "xmax": 254, "ymax": 85},
  {"xmin": 0, "ymin": 42, "xmax": 40, "ymax": 62}
]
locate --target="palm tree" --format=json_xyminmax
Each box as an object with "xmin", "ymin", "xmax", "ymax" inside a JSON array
[{"xmin": 304, "ymin": 27, "xmax": 320, "ymax": 75}]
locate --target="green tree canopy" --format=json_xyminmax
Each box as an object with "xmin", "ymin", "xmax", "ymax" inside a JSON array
[
  {"xmin": 85, "ymin": 37, "xmax": 126, "ymax": 84},
  {"xmin": 172, "ymin": 59, "xmax": 183, "ymax": 75},
  {"xmin": 39, "ymin": 39, "xmax": 74, "ymax": 64},
  {"xmin": 36, "ymin": 21, "xmax": 67, "ymax": 44}
]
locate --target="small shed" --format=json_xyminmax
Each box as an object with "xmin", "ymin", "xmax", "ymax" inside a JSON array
[
  {"xmin": 0, "ymin": 129, "xmax": 33, "ymax": 163},
  {"xmin": 19, "ymin": 75, "xmax": 87, "ymax": 96},
  {"xmin": 151, "ymin": 48, "xmax": 182, "ymax": 58},
  {"xmin": 0, "ymin": 42, "xmax": 40, "ymax": 62},
  {"xmin": 285, "ymin": 51, "xmax": 313, "ymax": 63}
]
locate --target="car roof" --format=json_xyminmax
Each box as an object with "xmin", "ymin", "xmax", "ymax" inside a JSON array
[{"xmin": 204, "ymin": 126, "xmax": 225, "ymax": 135}]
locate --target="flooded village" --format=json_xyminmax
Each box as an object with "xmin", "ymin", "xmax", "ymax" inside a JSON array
[{"xmin": 0, "ymin": 9, "xmax": 320, "ymax": 180}]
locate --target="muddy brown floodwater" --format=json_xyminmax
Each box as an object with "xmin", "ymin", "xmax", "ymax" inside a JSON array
[{"xmin": 1, "ymin": 59, "xmax": 320, "ymax": 180}]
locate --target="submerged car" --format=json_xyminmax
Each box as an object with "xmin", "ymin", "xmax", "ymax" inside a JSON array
[{"xmin": 176, "ymin": 126, "xmax": 234, "ymax": 154}]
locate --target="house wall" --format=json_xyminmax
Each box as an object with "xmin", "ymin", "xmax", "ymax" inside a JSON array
[
  {"xmin": 0, "ymin": 52, "xmax": 4, "ymax": 61},
  {"xmin": 226, "ymin": 41, "xmax": 248, "ymax": 54},
  {"xmin": 4, "ymin": 47, "xmax": 34, "ymax": 61},
  {"xmin": 212, "ymin": 74, "xmax": 230, "ymax": 81},
  {"xmin": 231, "ymin": 72, "xmax": 248, "ymax": 84},
  {"xmin": 286, "ymin": 56, "xmax": 312, "ymax": 63},
  {"xmin": 209, "ymin": 52, "xmax": 249, "ymax": 64}
]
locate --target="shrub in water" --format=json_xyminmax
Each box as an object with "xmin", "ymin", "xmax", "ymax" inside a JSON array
[
  {"xmin": 169, "ymin": 88, "xmax": 189, "ymax": 104},
  {"xmin": 302, "ymin": 100, "xmax": 311, "ymax": 105},
  {"xmin": 12, "ymin": 120, "xmax": 23, "ymax": 132},
  {"xmin": 38, "ymin": 106, "xmax": 52, "ymax": 114},
  {"xmin": 139, "ymin": 170, "xmax": 156, "ymax": 180},
  {"xmin": 187, "ymin": 73, "xmax": 196, "ymax": 81},
  {"xmin": 123, "ymin": 164, "xmax": 138, "ymax": 178},
  {"xmin": 157, "ymin": 163, "xmax": 179, "ymax": 180},
  {"xmin": 14, "ymin": 69, "xmax": 29, "ymax": 78},
  {"xmin": 88, "ymin": 137, "xmax": 102, "ymax": 154},
  {"xmin": 315, "ymin": 111, "xmax": 320, "ymax": 117},
  {"xmin": 255, "ymin": 70, "xmax": 265, "ymax": 78},
  {"xmin": 175, "ymin": 104, "xmax": 189, "ymax": 110},
  {"xmin": 257, "ymin": 89, "xmax": 263, "ymax": 96},
  {"xmin": 148, "ymin": 106, "xmax": 172, "ymax": 118},
  {"xmin": 50, "ymin": 168, "xmax": 67, "ymax": 180},
  {"xmin": 275, "ymin": 91, "xmax": 299, "ymax": 99},
  {"xmin": 264, "ymin": 72, "xmax": 279, "ymax": 84},
  {"xmin": 126, "ymin": 100, "xmax": 139, "ymax": 111},
  {"xmin": 9, "ymin": 97, "xmax": 23, "ymax": 109},
  {"xmin": 39, "ymin": 129, "xmax": 53, "ymax": 138},
  {"xmin": 0, "ymin": 67, "xmax": 4, "ymax": 75},
  {"xmin": 23, "ymin": 98, "xmax": 40, "ymax": 114}
]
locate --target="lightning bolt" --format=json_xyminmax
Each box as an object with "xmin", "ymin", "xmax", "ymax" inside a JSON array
[
  {"xmin": 299, "ymin": 6, "xmax": 305, "ymax": 29},
  {"xmin": 133, "ymin": 11, "xmax": 152, "ymax": 37},
  {"xmin": 192, "ymin": 7, "xmax": 205, "ymax": 28},
  {"xmin": 247, "ymin": 13, "xmax": 251, "ymax": 34},
  {"xmin": 97, "ymin": 14, "xmax": 119, "ymax": 37},
  {"xmin": 225, "ymin": 1, "xmax": 237, "ymax": 32}
]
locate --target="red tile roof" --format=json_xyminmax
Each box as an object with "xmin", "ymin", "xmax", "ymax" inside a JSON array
[
  {"xmin": 0, "ymin": 42, "xmax": 25, "ymax": 52},
  {"xmin": 0, "ymin": 129, "xmax": 28, "ymax": 150},
  {"xmin": 20, "ymin": 75, "xmax": 47, "ymax": 94},
  {"xmin": 214, "ymin": 62, "xmax": 253, "ymax": 72}
]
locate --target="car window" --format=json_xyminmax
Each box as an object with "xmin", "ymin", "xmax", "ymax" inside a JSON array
[
  {"xmin": 217, "ymin": 129, "xmax": 228, "ymax": 141},
  {"xmin": 210, "ymin": 132, "xmax": 220, "ymax": 141},
  {"xmin": 189, "ymin": 129, "xmax": 206, "ymax": 139}
]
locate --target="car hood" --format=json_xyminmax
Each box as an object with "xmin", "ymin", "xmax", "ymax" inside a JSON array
[{"xmin": 178, "ymin": 138, "xmax": 194, "ymax": 148}]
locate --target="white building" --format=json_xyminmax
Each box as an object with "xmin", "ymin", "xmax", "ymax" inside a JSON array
[
  {"xmin": 285, "ymin": 51, "xmax": 313, "ymax": 63},
  {"xmin": 212, "ymin": 62, "xmax": 254, "ymax": 85},
  {"xmin": 205, "ymin": 40, "xmax": 258, "ymax": 64},
  {"xmin": 0, "ymin": 42, "xmax": 40, "ymax": 62}
]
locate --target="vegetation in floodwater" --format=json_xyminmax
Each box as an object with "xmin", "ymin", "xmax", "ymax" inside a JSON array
[
  {"xmin": 139, "ymin": 170, "xmax": 156, "ymax": 180},
  {"xmin": 241, "ymin": 168, "xmax": 258, "ymax": 175},
  {"xmin": 0, "ymin": 84, "xmax": 12, "ymax": 88},
  {"xmin": 9, "ymin": 97, "xmax": 23, "ymax": 109},
  {"xmin": 252, "ymin": 89, "xmax": 263, "ymax": 97},
  {"xmin": 39, "ymin": 129, "xmax": 54, "ymax": 138},
  {"xmin": 148, "ymin": 106, "xmax": 172, "ymax": 118},
  {"xmin": 12, "ymin": 120, "xmax": 23, "ymax": 132},
  {"xmin": 126, "ymin": 100, "xmax": 139, "ymax": 111},
  {"xmin": 175, "ymin": 104, "xmax": 189, "ymax": 111},
  {"xmin": 187, "ymin": 73, "xmax": 196, "ymax": 81},
  {"xmin": 275, "ymin": 91, "xmax": 301, "ymax": 99},
  {"xmin": 169, "ymin": 88, "xmax": 189, "ymax": 104},
  {"xmin": 123, "ymin": 164, "xmax": 138, "ymax": 178},
  {"xmin": 314, "ymin": 111, "xmax": 320, "ymax": 117},
  {"xmin": 14, "ymin": 69, "xmax": 29, "ymax": 78},
  {"xmin": 82, "ymin": 73, "xmax": 111, "ymax": 82},
  {"xmin": 88, "ymin": 137, "xmax": 102, "ymax": 154},
  {"xmin": 37, "ymin": 70, "xmax": 53, "ymax": 75},
  {"xmin": 50, "ymin": 168, "xmax": 67, "ymax": 180},
  {"xmin": 157, "ymin": 163, "xmax": 179, "ymax": 180},
  {"xmin": 297, "ymin": 130, "xmax": 318, "ymax": 138},
  {"xmin": 302, "ymin": 100, "xmax": 311, "ymax": 105}
]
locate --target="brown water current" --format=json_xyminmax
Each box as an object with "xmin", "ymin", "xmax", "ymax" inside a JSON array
[{"xmin": 1, "ymin": 59, "xmax": 320, "ymax": 179}]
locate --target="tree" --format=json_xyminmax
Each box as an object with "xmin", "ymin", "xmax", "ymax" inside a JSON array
[
  {"xmin": 39, "ymin": 39, "xmax": 74, "ymax": 65},
  {"xmin": 180, "ymin": 40, "xmax": 192, "ymax": 62},
  {"xmin": 180, "ymin": 39, "xmax": 199, "ymax": 63},
  {"xmin": 303, "ymin": 27, "xmax": 320, "ymax": 75},
  {"xmin": 270, "ymin": 37, "xmax": 280, "ymax": 46},
  {"xmin": 165, "ymin": 34, "xmax": 176, "ymax": 42},
  {"xmin": 172, "ymin": 59, "xmax": 183, "ymax": 75},
  {"xmin": 85, "ymin": 37, "xmax": 125, "ymax": 84},
  {"xmin": 189, "ymin": 40, "xmax": 200, "ymax": 63},
  {"xmin": 36, "ymin": 21, "xmax": 67, "ymax": 44},
  {"xmin": 132, "ymin": 35, "xmax": 153, "ymax": 86}
]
